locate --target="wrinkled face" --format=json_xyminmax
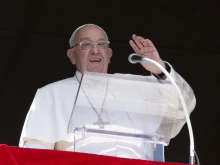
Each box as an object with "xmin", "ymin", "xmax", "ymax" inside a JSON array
[{"xmin": 67, "ymin": 25, "xmax": 112, "ymax": 73}]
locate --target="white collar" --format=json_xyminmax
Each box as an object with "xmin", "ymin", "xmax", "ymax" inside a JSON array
[{"xmin": 75, "ymin": 70, "xmax": 82, "ymax": 81}]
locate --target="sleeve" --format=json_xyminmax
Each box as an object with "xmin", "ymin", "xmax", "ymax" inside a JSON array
[
  {"xmin": 158, "ymin": 62, "xmax": 196, "ymax": 140},
  {"xmin": 19, "ymin": 88, "xmax": 56, "ymax": 149},
  {"xmin": 23, "ymin": 140, "xmax": 54, "ymax": 149}
]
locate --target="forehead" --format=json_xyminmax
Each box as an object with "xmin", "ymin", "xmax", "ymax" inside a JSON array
[{"xmin": 77, "ymin": 26, "xmax": 107, "ymax": 41}]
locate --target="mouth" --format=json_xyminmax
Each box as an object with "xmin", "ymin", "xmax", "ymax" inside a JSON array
[
  {"xmin": 87, "ymin": 57, "xmax": 104, "ymax": 72},
  {"xmin": 89, "ymin": 58, "xmax": 102, "ymax": 63}
]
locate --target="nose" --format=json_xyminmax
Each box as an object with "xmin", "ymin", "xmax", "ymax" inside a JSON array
[{"xmin": 90, "ymin": 44, "xmax": 100, "ymax": 54}]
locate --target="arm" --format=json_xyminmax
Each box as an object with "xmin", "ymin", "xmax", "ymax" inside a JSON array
[
  {"xmin": 19, "ymin": 89, "xmax": 56, "ymax": 149},
  {"xmin": 129, "ymin": 35, "xmax": 196, "ymax": 138}
]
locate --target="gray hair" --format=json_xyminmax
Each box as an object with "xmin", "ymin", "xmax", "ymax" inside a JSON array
[{"xmin": 69, "ymin": 24, "xmax": 109, "ymax": 47}]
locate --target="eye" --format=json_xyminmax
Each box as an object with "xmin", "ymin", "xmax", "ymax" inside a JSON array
[
  {"xmin": 82, "ymin": 42, "xmax": 91, "ymax": 46},
  {"xmin": 81, "ymin": 42, "xmax": 92, "ymax": 50},
  {"xmin": 97, "ymin": 42, "xmax": 106, "ymax": 48},
  {"xmin": 98, "ymin": 42, "xmax": 105, "ymax": 46}
]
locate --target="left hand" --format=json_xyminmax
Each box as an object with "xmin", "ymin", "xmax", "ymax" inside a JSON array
[{"xmin": 129, "ymin": 34, "xmax": 165, "ymax": 74}]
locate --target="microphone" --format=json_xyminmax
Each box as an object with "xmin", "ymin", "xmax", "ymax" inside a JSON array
[{"xmin": 128, "ymin": 53, "xmax": 143, "ymax": 64}]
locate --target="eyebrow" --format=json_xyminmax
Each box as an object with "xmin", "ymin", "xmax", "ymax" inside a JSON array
[{"xmin": 80, "ymin": 37, "xmax": 106, "ymax": 42}]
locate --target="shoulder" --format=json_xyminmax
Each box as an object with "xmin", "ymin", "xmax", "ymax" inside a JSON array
[{"xmin": 38, "ymin": 77, "xmax": 78, "ymax": 93}]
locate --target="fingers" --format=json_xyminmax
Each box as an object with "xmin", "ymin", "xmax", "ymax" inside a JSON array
[
  {"xmin": 129, "ymin": 40, "xmax": 140, "ymax": 54},
  {"xmin": 132, "ymin": 34, "xmax": 145, "ymax": 49},
  {"xmin": 129, "ymin": 34, "xmax": 156, "ymax": 53},
  {"xmin": 131, "ymin": 34, "xmax": 155, "ymax": 47}
]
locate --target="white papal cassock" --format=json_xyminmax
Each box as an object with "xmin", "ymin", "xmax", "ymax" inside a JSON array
[{"xmin": 19, "ymin": 63, "xmax": 196, "ymax": 160}]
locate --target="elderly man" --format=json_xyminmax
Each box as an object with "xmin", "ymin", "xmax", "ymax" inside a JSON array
[{"xmin": 19, "ymin": 24, "xmax": 196, "ymax": 159}]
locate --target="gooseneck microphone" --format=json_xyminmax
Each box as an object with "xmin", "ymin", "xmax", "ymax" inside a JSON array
[
  {"xmin": 128, "ymin": 53, "xmax": 144, "ymax": 64},
  {"xmin": 128, "ymin": 53, "xmax": 197, "ymax": 164}
]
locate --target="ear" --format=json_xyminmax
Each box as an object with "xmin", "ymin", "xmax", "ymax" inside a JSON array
[
  {"xmin": 107, "ymin": 48, "xmax": 113, "ymax": 63},
  {"xmin": 67, "ymin": 49, "xmax": 76, "ymax": 65}
]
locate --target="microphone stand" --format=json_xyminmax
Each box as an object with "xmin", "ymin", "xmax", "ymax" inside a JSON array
[{"xmin": 129, "ymin": 54, "xmax": 196, "ymax": 164}]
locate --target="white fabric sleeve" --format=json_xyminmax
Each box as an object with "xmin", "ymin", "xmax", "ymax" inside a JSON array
[
  {"xmin": 23, "ymin": 141, "xmax": 51, "ymax": 149},
  {"xmin": 158, "ymin": 62, "xmax": 196, "ymax": 139},
  {"xmin": 19, "ymin": 78, "xmax": 77, "ymax": 149}
]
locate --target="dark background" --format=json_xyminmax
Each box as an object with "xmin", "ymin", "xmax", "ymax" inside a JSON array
[{"xmin": 0, "ymin": 1, "xmax": 219, "ymax": 164}]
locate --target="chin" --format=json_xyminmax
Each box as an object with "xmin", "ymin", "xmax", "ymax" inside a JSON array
[{"xmin": 87, "ymin": 68, "xmax": 106, "ymax": 73}]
